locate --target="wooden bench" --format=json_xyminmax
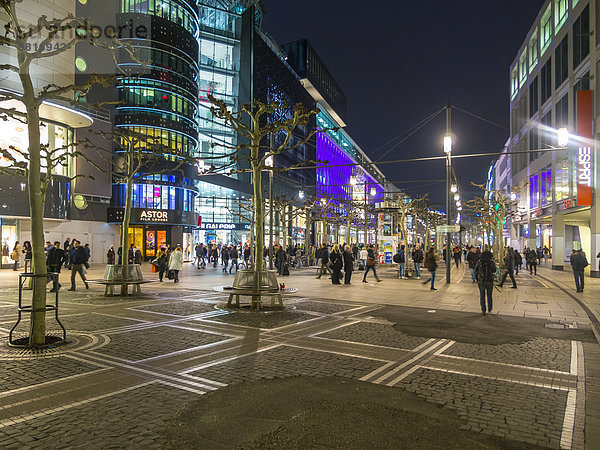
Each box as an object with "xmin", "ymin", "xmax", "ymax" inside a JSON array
[
  {"xmin": 87, "ymin": 279, "xmax": 158, "ymax": 297},
  {"xmin": 213, "ymin": 286, "xmax": 298, "ymax": 308}
]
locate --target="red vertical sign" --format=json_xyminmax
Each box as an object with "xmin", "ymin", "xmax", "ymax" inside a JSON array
[{"xmin": 576, "ymin": 90, "xmax": 593, "ymax": 206}]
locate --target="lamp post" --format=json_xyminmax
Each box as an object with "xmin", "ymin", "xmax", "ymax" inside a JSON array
[{"xmin": 444, "ymin": 103, "xmax": 452, "ymax": 285}]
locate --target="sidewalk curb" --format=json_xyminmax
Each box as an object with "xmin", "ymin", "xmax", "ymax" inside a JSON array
[{"xmin": 537, "ymin": 273, "xmax": 600, "ymax": 347}]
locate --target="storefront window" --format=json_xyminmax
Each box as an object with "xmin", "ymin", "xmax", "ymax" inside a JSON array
[
  {"xmin": 529, "ymin": 174, "xmax": 539, "ymax": 209},
  {"xmin": 555, "ymin": 158, "xmax": 570, "ymax": 201},
  {"xmin": 541, "ymin": 166, "xmax": 552, "ymax": 206},
  {"xmin": 1, "ymin": 219, "xmax": 18, "ymax": 267}
]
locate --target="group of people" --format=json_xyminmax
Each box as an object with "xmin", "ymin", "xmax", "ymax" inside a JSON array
[
  {"xmin": 192, "ymin": 242, "xmax": 250, "ymax": 273},
  {"xmin": 44, "ymin": 239, "xmax": 91, "ymax": 291}
]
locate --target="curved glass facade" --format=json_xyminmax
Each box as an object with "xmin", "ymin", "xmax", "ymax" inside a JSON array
[{"xmin": 115, "ymin": 0, "xmax": 200, "ymax": 222}]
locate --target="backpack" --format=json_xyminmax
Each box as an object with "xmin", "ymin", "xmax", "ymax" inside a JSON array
[
  {"xmin": 476, "ymin": 259, "xmax": 495, "ymax": 282},
  {"xmin": 393, "ymin": 253, "xmax": 401, "ymax": 263}
]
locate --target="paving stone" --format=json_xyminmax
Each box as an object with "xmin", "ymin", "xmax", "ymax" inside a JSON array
[
  {"xmin": 94, "ymin": 326, "xmax": 228, "ymax": 361},
  {"xmin": 292, "ymin": 300, "xmax": 356, "ymax": 315},
  {"xmin": 132, "ymin": 301, "xmax": 216, "ymax": 316},
  {"xmin": 0, "ymin": 357, "xmax": 99, "ymax": 392},
  {"xmin": 319, "ymin": 321, "xmax": 430, "ymax": 350},
  {"xmin": 190, "ymin": 345, "xmax": 382, "ymax": 384},
  {"xmin": 209, "ymin": 310, "xmax": 315, "ymax": 329},
  {"xmin": 442, "ymin": 337, "xmax": 571, "ymax": 371}
]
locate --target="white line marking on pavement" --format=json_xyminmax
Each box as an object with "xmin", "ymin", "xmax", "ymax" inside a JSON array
[
  {"xmin": 179, "ymin": 343, "xmax": 283, "ymax": 374},
  {"xmin": 359, "ymin": 361, "xmax": 396, "ymax": 382},
  {"xmin": 438, "ymin": 354, "xmax": 572, "ymax": 376},
  {"xmin": 134, "ymin": 337, "xmax": 241, "ymax": 364},
  {"xmin": 157, "ymin": 380, "xmax": 206, "ymax": 395},
  {"xmin": 0, "ymin": 381, "xmax": 156, "ymax": 429},
  {"xmin": 412, "ymin": 338, "xmax": 437, "ymax": 352},
  {"xmin": 569, "ymin": 340, "xmax": 577, "ymax": 376},
  {"xmin": 386, "ymin": 340, "xmax": 456, "ymax": 386},
  {"xmin": 279, "ymin": 342, "xmax": 391, "ymax": 362},
  {"xmin": 560, "ymin": 389, "xmax": 577, "ymax": 449},
  {"xmin": 373, "ymin": 339, "xmax": 447, "ymax": 385}
]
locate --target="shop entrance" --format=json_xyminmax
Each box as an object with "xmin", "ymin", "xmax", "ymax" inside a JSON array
[
  {"xmin": 1, "ymin": 219, "xmax": 18, "ymax": 269},
  {"xmin": 128, "ymin": 226, "xmax": 168, "ymax": 260}
]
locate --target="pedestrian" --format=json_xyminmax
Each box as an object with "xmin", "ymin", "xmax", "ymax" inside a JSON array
[
  {"xmin": 412, "ymin": 244, "xmax": 423, "ymax": 279},
  {"xmin": 526, "ymin": 249, "xmax": 537, "ymax": 275},
  {"xmin": 84, "ymin": 243, "xmax": 91, "ymax": 264},
  {"xmin": 396, "ymin": 244, "xmax": 406, "ymax": 279},
  {"xmin": 422, "ymin": 247, "xmax": 438, "ymax": 290},
  {"xmin": 316, "ymin": 244, "xmax": 332, "ymax": 279},
  {"xmin": 195, "ymin": 243, "xmax": 203, "ymax": 269},
  {"xmin": 169, "ymin": 245, "xmax": 183, "ymax": 283},
  {"xmin": 243, "ymin": 244, "xmax": 251, "ymax": 267},
  {"xmin": 330, "ymin": 244, "xmax": 343, "ymax": 285},
  {"xmin": 229, "ymin": 244, "xmax": 239, "ymax": 273},
  {"xmin": 133, "ymin": 246, "xmax": 142, "ymax": 265},
  {"xmin": 11, "ymin": 241, "xmax": 20, "ymax": 271},
  {"xmin": 352, "ymin": 244, "xmax": 359, "ymax": 265},
  {"xmin": 536, "ymin": 247, "xmax": 543, "ymax": 265},
  {"xmin": 295, "ymin": 246, "xmax": 302, "ymax": 269},
  {"xmin": 107, "ymin": 245, "xmax": 115, "ymax": 265},
  {"xmin": 68, "ymin": 240, "xmax": 89, "ymax": 291},
  {"xmin": 117, "ymin": 246, "xmax": 123, "ymax": 265},
  {"xmin": 342, "ymin": 244, "xmax": 354, "ymax": 285},
  {"xmin": 513, "ymin": 249, "xmax": 522, "ymax": 276},
  {"xmin": 156, "ymin": 247, "xmax": 168, "ymax": 282},
  {"xmin": 46, "ymin": 241, "xmax": 65, "ymax": 292},
  {"xmin": 475, "ymin": 250, "xmax": 496, "ymax": 314},
  {"xmin": 362, "ymin": 245, "xmax": 381, "ymax": 283},
  {"xmin": 570, "ymin": 248, "xmax": 589, "ymax": 293},
  {"xmin": 466, "ymin": 246, "xmax": 479, "ymax": 282},
  {"xmin": 22, "ymin": 241, "xmax": 32, "ymax": 272},
  {"xmin": 359, "ymin": 245, "xmax": 367, "ymax": 270},
  {"xmin": 498, "ymin": 248, "xmax": 517, "ymax": 289},
  {"xmin": 128, "ymin": 244, "xmax": 135, "ymax": 264},
  {"xmin": 63, "ymin": 237, "xmax": 71, "ymax": 267},
  {"xmin": 453, "ymin": 246, "xmax": 461, "ymax": 268},
  {"xmin": 221, "ymin": 244, "xmax": 229, "ymax": 272},
  {"xmin": 543, "ymin": 245, "xmax": 550, "ymax": 263}
]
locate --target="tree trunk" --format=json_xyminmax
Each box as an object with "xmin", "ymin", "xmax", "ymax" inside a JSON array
[
  {"xmin": 120, "ymin": 173, "xmax": 134, "ymax": 296},
  {"xmin": 19, "ymin": 59, "xmax": 46, "ymax": 346},
  {"xmin": 252, "ymin": 163, "xmax": 264, "ymax": 309}
]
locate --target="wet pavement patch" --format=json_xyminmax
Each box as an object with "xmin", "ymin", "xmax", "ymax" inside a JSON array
[
  {"xmin": 372, "ymin": 305, "xmax": 596, "ymax": 345},
  {"xmin": 161, "ymin": 377, "xmax": 547, "ymax": 450}
]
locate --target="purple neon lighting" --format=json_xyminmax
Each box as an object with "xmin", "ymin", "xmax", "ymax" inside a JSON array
[{"xmin": 316, "ymin": 133, "xmax": 384, "ymax": 202}]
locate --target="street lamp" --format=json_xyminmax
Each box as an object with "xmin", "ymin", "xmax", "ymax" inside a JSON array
[
  {"xmin": 298, "ymin": 190, "xmax": 304, "ymax": 199},
  {"xmin": 370, "ymin": 187, "xmax": 377, "ymax": 197},
  {"xmin": 453, "ymin": 193, "xmax": 460, "ymax": 201},
  {"xmin": 443, "ymin": 135, "xmax": 452, "ymax": 154},
  {"xmin": 450, "ymin": 184, "xmax": 458, "ymax": 193},
  {"xmin": 557, "ymin": 128, "xmax": 569, "ymax": 147},
  {"xmin": 444, "ymin": 104, "xmax": 452, "ymax": 285}
]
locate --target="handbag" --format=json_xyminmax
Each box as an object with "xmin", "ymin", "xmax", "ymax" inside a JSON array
[
  {"xmin": 393, "ymin": 254, "xmax": 401, "ymax": 263},
  {"xmin": 366, "ymin": 256, "xmax": 375, "ymax": 266}
]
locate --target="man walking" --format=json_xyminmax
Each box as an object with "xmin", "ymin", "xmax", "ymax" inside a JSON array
[
  {"xmin": 412, "ymin": 244, "xmax": 423, "ymax": 280},
  {"xmin": 68, "ymin": 240, "xmax": 89, "ymax": 291},
  {"xmin": 362, "ymin": 245, "xmax": 381, "ymax": 283},
  {"xmin": 570, "ymin": 248, "xmax": 589, "ymax": 293},
  {"xmin": 46, "ymin": 241, "xmax": 65, "ymax": 292},
  {"xmin": 466, "ymin": 246, "xmax": 479, "ymax": 282},
  {"xmin": 475, "ymin": 250, "xmax": 496, "ymax": 314},
  {"xmin": 498, "ymin": 248, "xmax": 517, "ymax": 289},
  {"xmin": 229, "ymin": 244, "xmax": 239, "ymax": 273},
  {"xmin": 316, "ymin": 244, "xmax": 332, "ymax": 279},
  {"xmin": 527, "ymin": 249, "xmax": 537, "ymax": 275},
  {"xmin": 397, "ymin": 244, "xmax": 406, "ymax": 279}
]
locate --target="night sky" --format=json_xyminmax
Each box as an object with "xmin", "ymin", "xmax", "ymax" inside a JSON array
[{"xmin": 261, "ymin": 0, "xmax": 546, "ymax": 209}]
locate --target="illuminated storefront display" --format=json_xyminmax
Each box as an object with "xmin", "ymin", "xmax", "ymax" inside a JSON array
[{"xmin": 576, "ymin": 90, "xmax": 593, "ymax": 206}]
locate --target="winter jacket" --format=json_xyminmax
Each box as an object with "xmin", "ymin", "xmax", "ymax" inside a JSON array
[
  {"xmin": 330, "ymin": 250, "xmax": 343, "ymax": 270},
  {"xmin": 169, "ymin": 250, "xmax": 183, "ymax": 271},
  {"xmin": 475, "ymin": 252, "xmax": 496, "ymax": 282},
  {"xmin": 46, "ymin": 248, "xmax": 65, "ymax": 267},
  {"xmin": 70, "ymin": 246, "xmax": 88, "ymax": 265},
  {"xmin": 342, "ymin": 250, "xmax": 353, "ymax": 272},
  {"xmin": 412, "ymin": 248, "xmax": 423, "ymax": 263},
  {"xmin": 466, "ymin": 251, "xmax": 479, "ymax": 269},
  {"xmin": 424, "ymin": 251, "xmax": 437, "ymax": 271},
  {"xmin": 398, "ymin": 246, "xmax": 406, "ymax": 263},
  {"xmin": 570, "ymin": 252, "xmax": 589, "ymax": 272}
]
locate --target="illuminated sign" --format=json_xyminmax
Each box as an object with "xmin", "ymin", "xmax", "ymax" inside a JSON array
[
  {"xmin": 576, "ymin": 91, "xmax": 593, "ymax": 206},
  {"xmin": 199, "ymin": 222, "xmax": 251, "ymax": 231},
  {"xmin": 561, "ymin": 198, "xmax": 577, "ymax": 210},
  {"xmin": 140, "ymin": 210, "xmax": 169, "ymax": 222}
]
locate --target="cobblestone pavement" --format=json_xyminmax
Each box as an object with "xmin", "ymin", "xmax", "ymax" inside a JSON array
[{"xmin": 0, "ymin": 263, "xmax": 598, "ymax": 449}]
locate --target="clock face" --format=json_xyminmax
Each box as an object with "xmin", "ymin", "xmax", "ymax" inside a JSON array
[{"xmin": 74, "ymin": 194, "xmax": 88, "ymax": 210}]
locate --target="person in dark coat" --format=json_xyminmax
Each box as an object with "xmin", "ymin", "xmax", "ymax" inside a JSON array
[
  {"xmin": 107, "ymin": 245, "xmax": 116, "ymax": 265},
  {"xmin": 316, "ymin": 244, "xmax": 332, "ymax": 279},
  {"xmin": 466, "ymin": 247, "xmax": 480, "ymax": 282},
  {"xmin": 157, "ymin": 247, "xmax": 169, "ymax": 282},
  {"xmin": 526, "ymin": 249, "xmax": 537, "ymax": 275},
  {"xmin": 342, "ymin": 245, "xmax": 354, "ymax": 285},
  {"xmin": 422, "ymin": 247, "xmax": 438, "ymax": 290},
  {"xmin": 46, "ymin": 241, "xmax": 65, "ymax": 292},
  {"xmin": 68, "ymin": 240, "xmax": 89, "ymax": 291},
  {"xmin": 570, "ymin": 248, "xmax": 589, "ymax": 293},
  {"xmin": 275, "ymin": 245, "xmax": 286, "ymax": 275},
  {"xmin": 117, "ymin": 246, "xmax": 123, "ymax": 265},
  {"xmin": 362, "ymin": 245, "xmax": 381, "ymax": 283},
  {"xmin": 329, "ymin": 244, "xmax": 343, "ymax": 285},
  {"xmin": 475, "ymin": 250, "xmax": 496, "ymax": 314},
  {"xmin": 412, "ymin": 244, "xmax": 424, "ymax": 279},
  {"xmin": 133, "ymin": 247, "xmax": 142, "ymax": 265},
  {"xmin": 513, "ymin": 249, "xmax": 522, "ymax": 275},
  {"xmin": 498, "ymin": 248, "xmax": 517, "ymax": 289}
]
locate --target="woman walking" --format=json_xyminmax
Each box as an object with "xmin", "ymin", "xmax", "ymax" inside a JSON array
[
  {"xmin": 156, "ymin": 247, "xmax": 168, "ymax": 282},
  {"xmin": 475, "ymin": 250, "xmax": 496, "ymax": 314},
  {"xmin": 11, "ymin": 241, "xmax": 21, "ymax": 271},
  {"xmin": 423, "ymin": 247, "xmax": 438, "ymax": 290},
  {"xmin": 362, "ymin": 245, "xmax": 381, "ymax": 283},
  {"xmin": 107, "ymin": 245, "xmax": 116, "ymax": 265},
  {"xmin": 330, "ymin": 244, "xmax": 343, "ymax": 285},
  {"xmin": 169, "ymin": 246, "xmax": 183, "ymax": 283}
]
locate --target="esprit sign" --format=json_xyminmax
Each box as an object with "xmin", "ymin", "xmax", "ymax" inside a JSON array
[
  {"xmin": 140, "ymin": 210, "xmax": 169, "ymax": 222},
  {"xmin": 576, "ymin": 91, "xmax": 593, "ymax": 206}
]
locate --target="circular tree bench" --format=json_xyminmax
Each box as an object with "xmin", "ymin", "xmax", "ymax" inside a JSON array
[
  {"xmin": 213, "ymin": 286, "xmax": 298, "ymax": 308},
  {"xmin": 87, "ymin": 264, "xmax": 157, "ymax": 297}
]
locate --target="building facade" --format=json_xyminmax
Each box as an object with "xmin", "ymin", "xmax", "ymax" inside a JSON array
[{"xmin": 506, "ymin": 0, "xmax": 600, "ymax": 274}]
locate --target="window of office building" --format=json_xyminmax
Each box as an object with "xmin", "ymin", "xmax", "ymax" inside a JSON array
[
  {"xmin": 540, "ymin": 110, "xmax": 553, "ymax": 148},
  {"xmin": 529, "ymin": 76, "xmax": 539, "ymax": 117},
  {"xmin": 530, "ymin": 174, "xmax": 540, "ymax": 209},
  {"xmin": 555, "ymin": 35, "xmax": 569, "ymax": 89},
  {"xmin": 556, "ymin": 93, "xmax": 569, "ymax": 128},
  {"xmin": 541, "ymin": 165, "xmax": 552, "ymax": 206},
  {"xmin": 529, "ymin": 127, "xmax": 540, "ymax": 162},
  {"xmin": 529, "ymin": 29, "xmax": 539, "ymax": 73},
  {"xmin": 555, "ymin": 0, "xmax": 568, "ymax": 31},
  {"xmin": 511, "ymin": 65, "xmax": 519, "ymax": 100},
  {"xmin": 541, "ymin": 5, "xmax": 552, "ymax": 55},
  {"xmin": 541, "ymin": 58, "xmax": 552, "ymax": 104},
  {"xmin": 573, "ymin": 5, "xmax": 590, "ymax": 69},
  {"xmin": 519, "ymin": 51, "xmax": 527, "ymax": 87}
]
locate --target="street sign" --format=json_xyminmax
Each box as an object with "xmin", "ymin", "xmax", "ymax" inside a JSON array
[{"xmin": 436, "ymin": 225, "xmax": 461, "ymax": 233}]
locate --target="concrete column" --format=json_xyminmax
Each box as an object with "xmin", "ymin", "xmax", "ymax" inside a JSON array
[
  {"xmin": 527, "ymin": 221, "xmax": 537, "ymax": 251},
  {"xmin": 552, "ymin": 214, "xmax": 565, "ymax": 270},
  {"xmin": 510, "ymin": 222, "xmax": 520, "ymax": 250}
]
